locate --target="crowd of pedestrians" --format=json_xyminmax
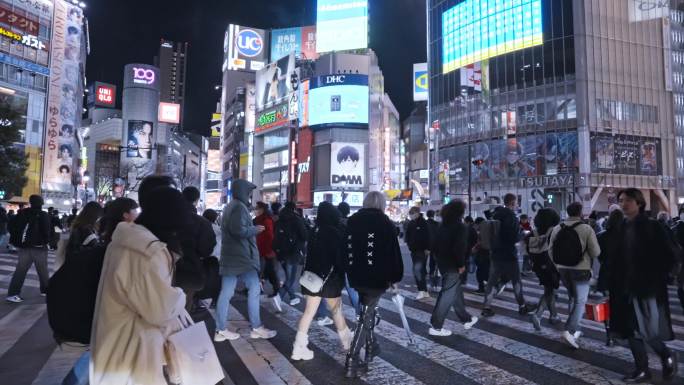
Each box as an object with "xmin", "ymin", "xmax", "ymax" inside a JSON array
[{"xmin": 3, "ymin": 176, "xmax": 684, "ymax": 383}]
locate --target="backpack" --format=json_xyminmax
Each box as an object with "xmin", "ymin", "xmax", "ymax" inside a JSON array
[
  {"xmin": 273, "ymin": 219, "xmax": 298, "ymax": 256},
  {"xmin": 527, "ymin": 229, "xmax": 551, "ymax": 264},
  {"xmin": 478, "ymin": 219, "xmax": 500, "ymax": 251},
  {"xmin": 551, "ymin": 222, "xmax": 585, "ymax": 266},
  {"xmin": 11, "ymin": 210, "xmax": 46, "ymax": 247},
  {"xmin": 47, "ymin": 238, "xmax": 106, "ymax": 344}
]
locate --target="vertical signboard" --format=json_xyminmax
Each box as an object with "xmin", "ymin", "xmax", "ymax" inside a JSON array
[
  {"xmin": 224, "ymin": 24, "xmax": 269, "ymax": 72},
  {"xmin": 296, "ymin": 127, "xmax": 313, "ymax": 206},
  {"xmin": 413, "ymin": 63, "xmax": 428, "ymax": 101},
  {"xmin": 43, "ymin": 0, "xmax": 84, "ymax": 192},
  {"xmin": 330, "ymin": 142, "xmax": 365, "ymax": 187}
]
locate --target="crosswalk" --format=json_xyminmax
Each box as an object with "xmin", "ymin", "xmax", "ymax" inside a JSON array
[{"xmin": 1, "ymin": 249, "xmax": 683, "ymax": 385}]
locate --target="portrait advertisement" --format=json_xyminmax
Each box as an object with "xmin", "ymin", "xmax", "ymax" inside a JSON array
[{"xmin": 127, "ymin": 120, "xmax": 154, "ymax": 159}]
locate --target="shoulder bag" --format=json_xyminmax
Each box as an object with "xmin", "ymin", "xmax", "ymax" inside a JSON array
[{"xmin": 299, "ymin": 266, "xmax": 334, "ymax": 294}]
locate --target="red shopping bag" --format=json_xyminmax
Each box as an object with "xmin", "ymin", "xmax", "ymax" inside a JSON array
[{"xmin": 585, "ymin": 301, "xmax": 610, "ymax": 322}]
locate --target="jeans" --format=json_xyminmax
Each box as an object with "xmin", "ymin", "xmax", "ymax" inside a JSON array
[
  {"xmin": 279, "ymin": 260, "xmax": 299, "ymax": 301},
  {"xmin": 411, "ymin": 251, "xmax": 428, "ymax": 292},
  {"xmin": 261, "ymin": 257, "xmax": 281, "ymax": 296},
  {"xmin": 559, "ymin": 269, "xmax": 591, "ymax": 334},
  {"xmin": 431, "ymin": 272, "xmax": 472, "ymax": 329},
  {"xmin": 216, "ymin": 269, "xmax": 262, "ymax": 330},
  {"xmin": 483, "ymin": 260, "xmax": 525, "ymax": 308},
  {"xmin": 628, "ymin": 336, "xmax": 671, "ymax": 372},
  {"xmin": 534, "ymin": 285, "xmax": 558, "ymax": 318},
  {"xmin": 0, "ymin": 233, "xmax": 7, "ymax": 249},
  {"xmin": 8, "ymin": 247, "xmax": 49, "ymax": 296},
  {"xmin": 61, "ymin": 351, "xmax": 90, "ymax": 385}
]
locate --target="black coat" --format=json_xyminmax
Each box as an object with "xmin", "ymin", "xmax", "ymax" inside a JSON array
[
  {"xmin": 596, "ymin": 227, "xmax": 621, "ymax": 293},
  {"xmin": 491, "ymin": 206, "xmax": 520, "ymax": 262},
  {"xmin": 606, "ymin": 215, "xmax": 675, "ymax": 340},
  {"xmin": 10, "ymin": 207, "xmax": 51, "ymax": 247},
  {"xmin": 346, "ymin": 208, "xmax": 404, "ymax": 290},
  {"xmin": 177, "ymin": 205, "xmax": 217, "ymax": 291},
  {"xmin": 305, "ymin": 222, "xmax": 345, "ymax": 279},
  {"xmin": 434, "ymin": 221, "xmax": 468, "ymax": 273},
  {"xmin": 405, "ymin": 216, "xmax": 430, "ymax": 252},
  {"xmin": 276, "ymin": 207, "xmax": 308, "ymax": 263},
  {"xmin": 426, "ymin": 218, "xmax": 439, "ymax": 252}
]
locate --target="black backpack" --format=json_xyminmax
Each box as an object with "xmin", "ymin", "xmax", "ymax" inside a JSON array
[
  {"xmin": 273, "ymin": 220, "xmax": 298, "ymax": 256},
  {"xmin": 551, "ymin": 222, "xmax": 585, "ymax": 266},
  {"xmin": 47, "ymin": 239, "xmax": 106, "ymax": 344}
]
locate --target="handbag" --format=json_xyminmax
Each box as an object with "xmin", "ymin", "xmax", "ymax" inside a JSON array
[
  {"xmin": 165, "ymin": 311, "xmax": 224, "ymax": 385},
  {"xmin": 299, "ymin": 266, "xmax": 334, "ymax": 293}
]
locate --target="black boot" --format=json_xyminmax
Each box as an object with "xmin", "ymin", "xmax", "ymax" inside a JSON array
[
  {"xmin": 623, "ymin": 370, "xmax": 651, "ymax": 383},
  {"xmin": 345, "ymin": 306, "xmax": 369, "ymax": 378},
  {"xmin": 662, "ymin": 350, "xmax": 678, "ymax": 381},
  {"xmin": 365, "ymin": 307, "xmax": 381, "ymax": 362}
]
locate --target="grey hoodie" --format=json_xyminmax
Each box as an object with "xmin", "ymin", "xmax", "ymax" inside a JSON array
[{"xmin": 220, "ymin": 180, "xmax": 260, "ymax": 276}]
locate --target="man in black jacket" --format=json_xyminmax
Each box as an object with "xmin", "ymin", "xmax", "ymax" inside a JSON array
[
  {"xmin": 481, "ymin": 193, "xmax": 529, "ymax": 317},
  {"xmin": 6, "ymin": 195, "xmax": 51, "ymax": 303},
  {"xmin": 426, "ymin": 210, "xmax": 440, "ymax": 292},
  {"xmin": 276, "ymin": 201, "xmax": 308, "ymax": 306},
  {"xmin": 180, "ymin": 186, "xmax": 217, "ymax": 311},
  {"xmin": 406, "ymin": 206, "xmax": 431, "ymax": 300}
]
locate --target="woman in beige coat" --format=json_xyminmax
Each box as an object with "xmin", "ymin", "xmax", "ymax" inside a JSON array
[{"xmin": 90, "ymin": 187, "xmax": 189, "ymax": 385}]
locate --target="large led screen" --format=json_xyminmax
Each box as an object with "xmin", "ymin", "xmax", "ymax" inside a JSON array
[
  {"xmin": 316, "ymin": 0, "xmax": 368, "ymax": 53},
  {"xmin": 308, "ymin": 74, "xmax": 369, "ymax": 128},
  {"xmin": 442, "ymin": 0, "xmax": 543, "ymax": 74}
]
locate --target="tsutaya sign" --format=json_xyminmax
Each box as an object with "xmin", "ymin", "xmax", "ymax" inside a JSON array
[{"xmin": 519, "ymin": 174, "xmax": 574, "ymax": 188}]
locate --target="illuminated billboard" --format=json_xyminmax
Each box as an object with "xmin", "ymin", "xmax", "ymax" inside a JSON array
[
  {"xmin": 223, "ymin": 25, "xmax": 269, "ymax": 72},
  {"xmin": 270, "ymin": 26, "xmax": 318, "ymax": 61},
  {"xmin": 413, "ymin": 63, "xmax": 428, "ymax": 102},
  {"xmin": 316, "ymin": 0, "xmax": 368, "ymax": 53},
  {"xmin": 308, "ymin": 74, "xmax": 369, "ymax": 128},
  {"xmin": 158, "ymin": 102, "xmax": 181, "ymax": 124},
  {"xmin": 442, "ymin": 0, "xmax": 542, "ymax": 74}
]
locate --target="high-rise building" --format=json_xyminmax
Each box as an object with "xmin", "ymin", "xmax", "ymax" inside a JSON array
[
  {"xmin": 154, "ymin": 39, "xmax": 188, "ymax": 130},
  {"xmin": 428, "ymin": 0, "xmax": 678, "ymax": 216}
]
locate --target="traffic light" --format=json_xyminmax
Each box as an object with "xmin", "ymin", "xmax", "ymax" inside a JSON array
[
  {"xmin": 0, "ymin": 190, "xmax": 4, "ymax": 200},
  {"xmin": 547, "ymin": 194, "xmax": 553, "ymax": 204}
]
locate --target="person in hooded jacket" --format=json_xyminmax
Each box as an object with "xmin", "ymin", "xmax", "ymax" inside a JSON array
[
  {"xmin": 428, "ymin": 200, "xmax": 479, "ymax": 337},
  {"xmin": 526, "ymin": 208, "xmax": 561, "ymax": 331},
  {"xmin": 405, "ymin": 206, "xmax": 431, "ymax": 300},
  {"xmin": 254, "ymin": 201, "xmax": 282, "ymax": 312},
  {"xmin": 276, "ymin": 201, "xmax": 307, "ymax": 306},
  {"xmin": 89, "ymin": 186, "xmax": 188, "ymax": 385},
  {"xmin": 605, "ymin": 188, "xmax": 678, "ymax": 383},
  {"xmin": 214, "ymin": 179, "xmax": 277, "ymax": 342},
  {"xmin": 344, "ymin": 191, "xmax": 403, "ymax": 378},
  {"xmin": 291, "ymin": 201, "xmax": 352, "ymax": 361}
]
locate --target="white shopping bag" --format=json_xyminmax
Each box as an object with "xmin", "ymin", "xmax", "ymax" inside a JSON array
[{"xmin": 166, "ymin": 318, "xmax": 224, "ymax": 385}]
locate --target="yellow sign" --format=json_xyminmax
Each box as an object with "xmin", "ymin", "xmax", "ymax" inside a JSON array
[{"xmin": 415, "ymin": 72, "xmax": 428, "ymax": 91}]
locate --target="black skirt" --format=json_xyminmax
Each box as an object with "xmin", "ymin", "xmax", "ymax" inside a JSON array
[{"xmin": 302, "ymin": 271, "xmax": 345, "ymax": 298}]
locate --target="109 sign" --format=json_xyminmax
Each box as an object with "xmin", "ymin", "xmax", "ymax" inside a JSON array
[{"xmin": 236, "ymin": 29, "xmax": 263, "ymax": 57}]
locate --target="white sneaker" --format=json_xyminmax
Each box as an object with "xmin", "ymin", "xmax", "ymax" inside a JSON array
[
  {"xmin": 573, "ymin": 331, "xmax": 583, "ymax": 340},
  {"xmin": 562, "ymin": 331, "xmax": 579, "ymax": 349},
  {"xmin": 251, "ymin": 326, "xmax": 277, "ymax": 339},
  {"xmin": 291, "ymin": 332, "xmax": 314, "ymax": 361},
  {"xmin": 316, "ymin": 316, "xmax": 334, "ymax": 326},
  {"xmin": 416, "ymin": 291, "xmax": 430, "ymax": 300},
  {"xmin": 464, "ymin": 316, "xmax": 479, "ymax": 330},
  {"xmin": 289, "ymin": 297, "xmax": 301, "ymax": 306},
  {"xmin": 214, "ymin": 329, "xmax": 240, "ymax": 342},
  {"xmin": 272, "ymin": 295, "xmax": 283, "ymax": 313},
  {"xmin": 5, "ymin": 295, "xmax": 23, "ymax": 303},
  {"xmin": 429, "ymin": 327, "xmax": 452, "ymax": 337}
]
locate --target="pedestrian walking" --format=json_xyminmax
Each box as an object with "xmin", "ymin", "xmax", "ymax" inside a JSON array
[
  {"xmin": 214, "ymin": 179, "xmax": 276, "ymax": 342},
  {"xmin": 100, "ymin": 198, "xmax": 139, "ymax": 243},
  {"xmin": 429, "ymin": 200, "xmax": 479, "ymax": 337},
  {"xmin": 338, "ymin": 201, "xmax": 360, "ymax": 316},
  {"xmin": 178, "ymin": 186, "xmax": 217, "ymax": 311},
  {"xmin": 405, "ymin": 206, "xmax": 431, "ymax": 300},
  {"xmin": 481, "ymin": 193, "xmax": 530, "ymax": 317},
  {"xmin": 254, "ymin": 201, "xmax": 283, "ymax": 312},
  {"xmin": 344, "ymin": 191, "xmax": 403, "ymax": 378},
  {"xmin": 199, "ymin": 209, "xmax": 222, "ymax": 307},
  {"xmin": 519, "ymin": 214, "xmax": 533, "ymax": 276},
  {"xmin": 425, "ymin": 210, "xmax": 441, "ymax": 291},
  {"xmin": 548, "ymin": 202, "xmax": 601, "ymax": 349},
  {"xmin": 56, "ymin": 202, "xmax": 103, "ymax": 270},
  {"xmin": 90, "ymin": 186, "xmax": 188, "ymax": 385},
  {"xmin": 291, "ymin": 201, "xmax": 352, "ymax": 361},
  {"xmin": 604, "ymin": 189, "xmax": 679, "ymax": 383},
  {"xmin": 526, "ymin": 208, "xmax": 561, "ymax": 331},
  {"xmin": 596, "ymin": 208, "xmax": 624, "ymax": 346},
  {"xmin": 6, "ymin": 194, "xmax": 51, "ymax": 302},
  {"xmin": 274, "ymin": 201, "xmax": 307, "ymax": 306},
  {"xmin": 0, "ymin": 206, "xmax": 8, "ymax": 251},
  {"xmin": 473, "ymin": 217, "xmax": 490, "ymax": 293}
]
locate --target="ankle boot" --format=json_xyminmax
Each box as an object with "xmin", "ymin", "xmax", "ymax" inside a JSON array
[
  {"xmin": 345, "ymin": 306, "xmax": 368, "ymax": 378},
  {"xmin": 291, "ymin": 331, "xmax": 314, "ymax": 361}
]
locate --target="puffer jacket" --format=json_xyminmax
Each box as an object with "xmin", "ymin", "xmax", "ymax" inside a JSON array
[
  {"xmin": 220, "ymin": 180, "xmax": 260, "ymax": 276},
  {"xmin": 346, "ymin": 208, "xmax": 403, "ymax": 290}
]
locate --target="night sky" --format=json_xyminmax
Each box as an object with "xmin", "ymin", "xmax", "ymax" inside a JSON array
[{"xmin": 85, "ymin": 0, "xmax": 427, "ymax": 136}]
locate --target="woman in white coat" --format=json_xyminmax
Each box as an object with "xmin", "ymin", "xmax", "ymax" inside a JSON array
[{"xmin": 90, "ymin": 187, "xmax": 189, "ymax": 385}]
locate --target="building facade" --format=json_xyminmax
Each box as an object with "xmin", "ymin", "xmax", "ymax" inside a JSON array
[
  {"xmin": 428, "ymin": 0, "xmax": 677, "ymax": 216},
  {"xmin": 154, "ymin": 39, "xmax": 188, "ymax": 131}
]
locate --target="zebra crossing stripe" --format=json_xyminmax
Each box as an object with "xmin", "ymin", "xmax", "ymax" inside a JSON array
[
  {"xmin": 30, "ymin": 344, "xmax": 87, "ymax": 385},
  {"xmin": 0, "ymin": 304, "xmax": 46, "ymax": 357}
]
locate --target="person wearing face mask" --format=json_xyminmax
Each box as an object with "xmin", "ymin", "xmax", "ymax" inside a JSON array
[
  {"xmin": 405, "ymin": 206, "xmax": 431, "ymax": 300},
  {"xmin": 605, "ymin": 189, "xmax": 678, "ymax": 383}
]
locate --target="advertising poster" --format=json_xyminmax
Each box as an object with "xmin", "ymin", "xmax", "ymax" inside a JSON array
[
  {"xmin": 270, "ymin": 26, "xmax": 318, "ymax": 61},
  {"xmin": 301, "ymin": 25, "xmax": 318, "ymax": 60},
  {"xmin": 224, "ymin": 24, "xmax": 268, "ymax": 72},
  {"xmin": 592, "ymin": 135, "xmax": 615, "ymax": 172},
  {"xmin": 126, "ymin": 120, "xmax": 154, "ymax": 159},
  {"xmin": 308, "ymin": 74, "xmax": 369, "ymax": 127},
  {"xmin": 413, "ymin": 63, "xmax": 428, "ymax": 102},
  {"xmin": 470, "ymin": 141, "xmax": 490, "ymax": 182},
  {"xmin": 255, "ymin": 52, "xmax": 296, "ymax": 111},
  {"xmin": 640, "ymin": 139, "xmax": 660, "ymax": 175},
  {"xmin": 557, "ymin": 132, "xmax": 579, "ymax": 174},
  {"xmin": 507, "ymin": 136, "xmax": 542, "ymax": 178},
  {"xmin": 614, "ymin": 136, "xmax": 639, "ymax": 175},
  {"xmin": 543, "ymin": 133, "xmax": 559, "ymax": 175},
  {"xmin": 296, "ymin": 128, "xmax": 313, "ymax": 206},
  {"xmin": 42, "ymin": 1, "xmax": 83, "ymax": 192},
  {"xmin": 316, "ymin": 0, "xmax": 368, "ymax": 53},
  {"xmin": 330, "ymin": 142, "xmax": 365, "ymax": 187}
]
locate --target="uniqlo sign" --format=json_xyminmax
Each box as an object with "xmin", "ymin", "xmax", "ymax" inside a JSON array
[
  {"xmin": 158, "ymin": 102, "xmax": 181, "ymax": 124},
  {"xmin": 96, "ymin": 85, "xmax": 115, "ymax": 106}
]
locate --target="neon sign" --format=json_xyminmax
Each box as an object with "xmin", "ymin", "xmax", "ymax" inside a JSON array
[{"xmin": 132, "ymin": 67, "xmax": 155, "ymax": 85}]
